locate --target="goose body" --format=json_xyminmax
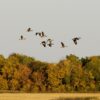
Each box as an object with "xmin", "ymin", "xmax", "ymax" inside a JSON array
[
  {"xmin": 19, "ymin": 35, "xmax": 26, "ymax": 40},
  {"xmin": 40, "ymin": 32, "xmax": 47, "ymax": 37},
  {"xmin": 27, "ymin": 28, "xmax": 32, "ymax": 32},
  {"xmin": 72, "ymin": 37, "xmax": 81, "ymax": 45},
  {"xmin": 61, "ymin": 42, "xmax": 67, "ymax": 48},
  {"xmin": 41, "ymin": 41, "xmax": 46, "ymax": 47}
]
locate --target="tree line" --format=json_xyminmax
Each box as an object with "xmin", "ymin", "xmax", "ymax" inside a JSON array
[{"xmin": 0, "ymin": 53, "xmax": 100, "ymax": 92}]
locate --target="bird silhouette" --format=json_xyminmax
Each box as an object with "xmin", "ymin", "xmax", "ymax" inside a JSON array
[
  {"xmin": 47, "ymin": 39, "xmax": 54, "ymax": 47},
  {"xmin": 72, "ymin": 37, "xmax": 81, "ymax": 45},
  {"xmin": 61, "ymin": 42, "xmax": 67, "ymax": 48},
  {"xmin": 19, "ymin": 35, "xmax": 26, "ymax": 40},
  {"xmin": 41, "ymin": 41, "xmax": 46, "ymax": 47},
  {"xmin": 35, "ymin": 32, "xmax": 41, "ymax": 36},
  {"xmin": 40, "ymin": 32, "xmax": 47, "ymax": 37},
  {"xmin": 27, "ymin": 28, "xmax": 32, "ymax": 32},
  {"xmin": 20, "ymin": 35, "xmax": 23, "ymax": 40},
  {"xmin": 35, "ymin": 32, "xmax": 47, "ymax": 38}
]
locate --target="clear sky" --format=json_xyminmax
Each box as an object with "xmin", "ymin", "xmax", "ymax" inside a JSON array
[{"xmin": 0, "ymin": 0, "xmax": 100, "ymax": 62}]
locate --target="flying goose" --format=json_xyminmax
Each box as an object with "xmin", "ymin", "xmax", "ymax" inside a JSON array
[
  {"xmin": 35, "ymin": 32, "xmax": 41, "ymax": 36},
  {"xmin": 72, "ymin": 37, "xmax": 81, "ymax": 45},
  {"xmin": 40, "ymin": 32, "xmax": 47, "ymax": 37},
  {"xmin": 27, "ymin": 28, "xmax": 32, "ymax": 32},
  {"xmin": 19, "ymin": 35, "xmax": 26, "ymax": 40},
  {"xmin": 61, "ymin": 42, "xmax": 67, "ymax": 48},
  {"xmin": 47, "ymin": 39, "xmax": 54, "ymax": 47},
  {"xmin": 41, "ymin": 41, "xmax": 46, "ymax": 47}
]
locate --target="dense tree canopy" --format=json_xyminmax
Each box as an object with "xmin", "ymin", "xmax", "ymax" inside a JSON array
[{"xmin": 0, "ymin": 53, "xmax": 100, "ymax": 92}]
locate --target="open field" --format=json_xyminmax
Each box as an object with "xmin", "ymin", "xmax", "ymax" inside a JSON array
[{"xmin": 0, "ymin": 93, "xmax": 100, "ymax": 100}]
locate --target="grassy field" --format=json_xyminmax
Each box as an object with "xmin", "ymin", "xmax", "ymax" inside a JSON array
[{"xmin": 0, "ymin": 93, "xmax": 100, "ymax": 100}]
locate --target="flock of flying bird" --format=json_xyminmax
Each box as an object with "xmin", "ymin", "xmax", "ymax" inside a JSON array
[{"xmin": 19, "ymin": 27, "xmax": 81, "ymax": 48}]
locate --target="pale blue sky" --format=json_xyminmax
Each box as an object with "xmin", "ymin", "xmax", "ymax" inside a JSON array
[{"xmin": 0, "ymin": 0, "xmax": 100, "ymax": 62}]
